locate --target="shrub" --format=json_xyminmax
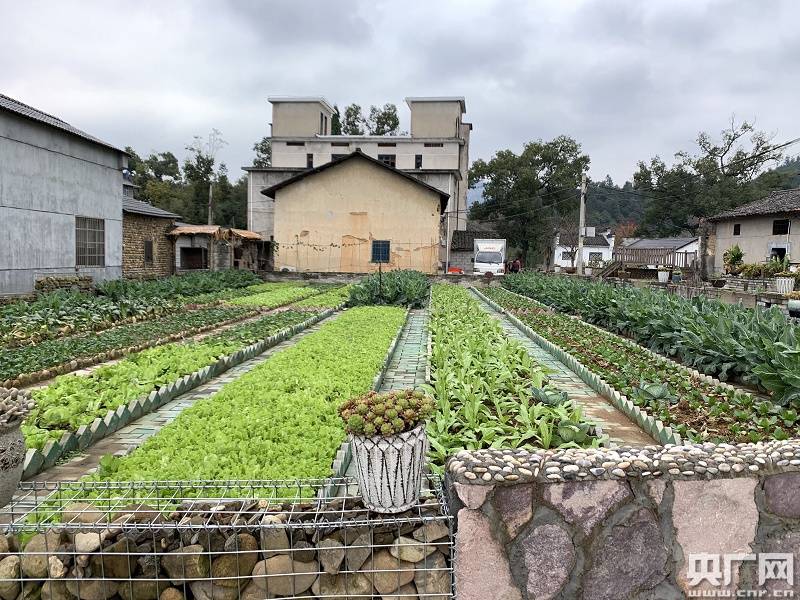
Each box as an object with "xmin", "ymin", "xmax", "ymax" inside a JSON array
[
  {"xmin": 348, "ymin": 269, "xmax": 430, "ymax": 308},
  {"xmin": 723, "ymin": 245, "xmax": 744, "ymax": 274},
  {"xmin": 340, "ymin": 390, "xmax": 434, "ymax": 436}
]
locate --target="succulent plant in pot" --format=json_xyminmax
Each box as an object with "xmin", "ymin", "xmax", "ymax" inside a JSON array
[
  {"xmin": 0, "ymin": 387, "xmax": 34, "ymax": 507},
  {"xmin": 340, "ymin": 389, "xmax": 434, "ymax": 513}
]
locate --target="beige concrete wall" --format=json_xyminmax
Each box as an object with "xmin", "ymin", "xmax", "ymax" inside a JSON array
[
  {"xmin": 272, "ymin": 158, "xmax": 441, "ymax": 273},
  {"xmin": 271, "ymin": 102, "xmax": 332, "ymax": 137},
  {"xmin": 714, "ymin": 216, "xmax": 798, "ymax": 272},
  {"xmin": 409, "ymin": 101, "xmax": 462, "ymax": 137}
]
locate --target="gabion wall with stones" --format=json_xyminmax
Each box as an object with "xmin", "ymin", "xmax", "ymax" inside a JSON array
[
  {"xmin": 447, "ymin": 440, "xmax": 800, "ymax": 600},
  {"xmin": 0, "ymin": 494, "xmax": 452, "ymax": 600}
]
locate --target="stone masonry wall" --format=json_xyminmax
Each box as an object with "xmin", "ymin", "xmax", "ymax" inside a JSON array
[
  {"xmin": 448, "ymin": 441, "xmax": 800, "ymax": 600},
  {"xmin": 122, "ymin": 214, "xmax": 175, "ymax": 279}
]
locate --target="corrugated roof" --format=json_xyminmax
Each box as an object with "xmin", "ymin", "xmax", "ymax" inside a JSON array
[
  {"xmin": 708, "ymin": 188, "xmax": 800, "ymax": 221},
  {"xmin": 260, "ymin": 150, "xmax": 450, "ymax": 212},
  {"xmin": 123, "ymin": 198, "xmax": 181, "ymax": 220},
  {"xmin": 627, "ymin": 237, "xmax": 697, "ymax": 250},
  {"xmin": 0, "ymin": 93, "xmax": 125, "ymax": 153}
]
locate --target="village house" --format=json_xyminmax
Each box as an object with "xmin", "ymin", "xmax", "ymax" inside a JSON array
[
  {"xmin": 552, "ymin": 229, "xmax": 614, "ymax": 270},
  {"xmin": 0, "ymin": 93, "xmax": 127, "ymax": 295},
  {"xmin": 245, "ymin": 96, "xmax": 471, "ymax": 270},
  {"xmin": 261, "ymin": 151, "xmax": 448, "ymax": 274},
  {"xmin": 122, "ymin": 196, "xmax": 181, "ymax": 279},
  {"xmin": 168, "ymin": 224, "xmax": 271, "ymax": 273},
  {"xmin": 708, "ymin": 188, "xmax": 800, "ymax": 272}
]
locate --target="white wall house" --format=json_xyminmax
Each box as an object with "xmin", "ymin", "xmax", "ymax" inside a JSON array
[{"xmin": 553, "ymin": 230, "xmax": 613, "ymax": 269}]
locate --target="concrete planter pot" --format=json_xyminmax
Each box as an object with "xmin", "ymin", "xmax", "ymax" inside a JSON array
[
  {"xmin": 657, "ymin": 271, "xmax": 670, "ymax": 284},
  {"xmin": 775, "ymin": 277, "xmax": 795, "ymax": 295},
  {"xmin": 350, "ymin": 424, "xmax": 428, "ymax": 514},
  {"xmin": 0, "ymin": 422, "xmax": 25, "ymax": 507}
]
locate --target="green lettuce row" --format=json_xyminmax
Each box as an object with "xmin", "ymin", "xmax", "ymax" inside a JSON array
[
  {"xmin": 483, "ymin": 286, "xmax": 798, "ymax": 443},
  {"xmin": 503, "ymin": 272, "xmax": 800, "ymax": 405},
  {"xmin": 0, "ymin": 306, "xmax": 254, "ymax": 384},
  {"xmin": 229, "ymin": 285, "xmax": 321, "ymax": 308},
  {"xmin": 95, "ymin": 269, "xmax": 261, "ymax": 301},
  {"xmin": 94, "ymin": 306, "xmax": 407, "ymax": 484},
  {"xmin": 290, "ymin": 285, "xmax": 350, "ymax": 309},
  {"xmin": 423, "ymin": 285, "xmax": 601, "ymax": 468}
]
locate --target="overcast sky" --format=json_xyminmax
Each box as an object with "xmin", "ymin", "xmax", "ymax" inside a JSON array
[{"xmin": 2, "ymin": 0, "xmax": 798, "ymax": 184}]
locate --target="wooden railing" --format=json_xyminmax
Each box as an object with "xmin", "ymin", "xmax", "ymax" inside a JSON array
[{"xmin": 613, "ymin": 247, "xmax": 698, "ymax": 269}]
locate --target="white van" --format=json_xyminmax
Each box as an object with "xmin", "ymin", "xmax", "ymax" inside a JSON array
[{"xmin": 473, "ymin": 239, "xmax": 507, "ymax": 275}]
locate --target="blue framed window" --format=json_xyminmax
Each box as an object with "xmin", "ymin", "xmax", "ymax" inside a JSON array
[{"xmin": 371, "ymin": 240, "xmax": 390, "ymax": 263}]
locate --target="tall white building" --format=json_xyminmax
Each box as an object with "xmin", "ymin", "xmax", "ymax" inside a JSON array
[{"xmin": 244, "ymin": 96, "xmax": 471, "ymax": 269}]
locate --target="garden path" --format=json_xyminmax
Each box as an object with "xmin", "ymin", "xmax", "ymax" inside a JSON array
[
  {"xmin": 472, "ymin": 291, "xmax": 655, "ymax": 447},
  {"xmin": 19, "ymin": 312, "xmax": 341, "ymax": 486}
]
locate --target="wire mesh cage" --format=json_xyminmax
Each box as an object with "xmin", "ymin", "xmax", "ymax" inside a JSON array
[{"xmin": 0, "ymin": 477, "xmax": 453, "ymax": 600}]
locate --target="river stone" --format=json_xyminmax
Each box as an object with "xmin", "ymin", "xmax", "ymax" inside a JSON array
[
  {"xmin": 0, "ymin": 536, "xmax": 9, "ymax": 559},
  {"xmin": 62, "ymin": 503, "xmax": 107, "ymax": 524},
  {"xmin": 0, "ymin": 556, "xmax": 20, "ymax": 600},
  {"xmin": 21, "ymin": 532, "xmax": 64, "ymax": 578},
  {"xmin": 114, "ymin": 504, "xmax": 162, "ymax": 524},
  {"xmin": 291, "ymin": 540, "xmax": 316, "ymax": 563},
  {"xmin": 492, "ymin": 484, "xmax": 534, "ymax": 539},
  {"xmin": 414, "ymin": 551, "xmax": 450, "ymax": 600},
  {"xmin": 161, "ymin": 545, "xmax": 210, "ymax": 582},
  {"xmin": 318, "ymin": 537, "xmax": 345, "ymax": 574},
  {"xmin": 118, "ymin": 579, "xmax": 171, "ymax": 600},
  {"xmin": 412, "ymin": 521, "xmax": 449, "ymax": 543},
  {"xmin": 390, "ymin": 536, "xmax": 436, "ymax": 563},
  {"xmin": 581, "ymin": 508, "xmax": 668, "ymax": 600},
  {"xmin": 764, "ymin": 473, "xmax": 800, "ymax": 518},
  {"xmin": 519, "ymin": 524, "xmax": 574, "ymax": 600},
  {"xmin": 17, "ymin": 581, "xmax": 41, "ymax": 600},
  {"xmin": 312, "ymin": 572, "xmax": 374, "ymax": 598},
  {"xmin": 382, "ymin": 583, "xmax": 418, "ymax": 600},
  {"xmin": 543, "ymin": 480, "xmax": 631, "ymax": 536},
  {"xmin": 758, "ymin": 531, "xmax": 800, "ymax": 593},
  {"xmin": 189, "ymin": 581, "xmax": 240, "ymax": 600},
  {"xmin": 259, "ymin": 515, "xmax": 289, "ymax": 558},
  {"xmin": 672, "ymin": 479, "xmax": 758, "ymax": 595},
  {"xmin": 250, "ymin": 556, "xmax": 316, "ymax": 597},
  {"xmin": 210, "ymin": 533, "xmax": 259, "ymax": 587},
  {"xmin": 66, "ymin": 571, "xmax": 119, "ymax": 600},
  {"xmin": 362, "ymin": 550, "xmax": 416, "ymax": 595},
  {"xmin": 40, "ymin": 580, "xmax": 70, "ymax": 600},
  {"xmin": 48, "ymin": 556, "xmax": 67, "ymax": 579},
  {"xmin": 345, "ymin": 532, "xmax": 373, "ymax": 572},
  {"xmin": 158, "ymin": 589, "xmax": 184, "ymax": 600},
  {"xmin": 74, "ymin": 533, "xmax": 102, "ymax": 554},
  {"xmin": 453, "ymin": 509, "xmax": 521, "ymax": 600},
  {"xmin": 91, "ymin": 538, "xmax": 136, "ymax": 579}
]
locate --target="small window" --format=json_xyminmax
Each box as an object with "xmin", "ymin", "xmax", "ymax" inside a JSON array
[
  {"xmin": 123, "ymin": 185, "xmax": 135, "ymax": 198},
  {"xmin": 773, "ymin": 219, "xmax": 790, "ymax": 235},
  {"xmin": 377, "ymin": 154, "xmax": 396, "ymax": 168},
  {"xmin": 371, "ymin": 240, "xmax": 391, "ymax": 263},
  {"xmin": 424, "ymin": 142, "xmax": 443, "ymax": 148},
  {"xmin": 733, "ymin": 223, "xmax": 741, "ymax": 236},
  {"xmin": 589, "ymin": 252, "xmax": 603, "ymax": 262},
  {"xmin": 306, "ymin": 153, "xmax": 314, "ymax": 168},
  {"xmin": 286, "ymin": 141, "xmax": 305, "ymax": 147},
  {"xmin": 377, "ymin": 142, "xmax": 396, "ymax": 147},
  {"xmin": 331, "ymin": 142, "xmax": 350, "ymax": 147},
  {"xmin": 331, "ymin": 154, "xmax": 347, "ymax": 161},
  {"xmin": 319, "ymin": 112, "xmax": 324, "ymax": 135},
  {"xmin": 561, "ymin": 251, "xmax": 573, "ymax": 261},
  {"xmin": 324, "ymin": 115, "xmax": 328, "ymax": 135},
  {"xmin": 144, "ymin": 240, "xmax": 154, "ymax": 265},
  {"xmin": 415, "ymin": 154, "xmax": 423, "ymax": 169},
  {"xmin": 75, "ymin": 216, "xmax": 105, "ymax": 267}
]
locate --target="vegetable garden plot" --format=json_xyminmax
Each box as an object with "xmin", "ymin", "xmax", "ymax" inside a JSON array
[
  {"xmin": 290, "ymin": 285, "xmax": 351, "ymax": 309},
  {"xmin": 22, "ymin": 311, "xmax": 316, "ymax": 450},
  {"xmin": 423, "ymin": 285, "xmax": 601, "ymax": 467},
  {"xmin": 95, "ymin": 269, "xmax": 261, "ymax": 301},
  {"xmin": 503, "ymin": 272, "xmax": 800, "ymax": 405},
  {"xmin": 483, "ymin": 287, "xmax": 798, "ymax": 443},
  {"xmin": 92, "ymin": 306, "xmax": 407, "ymax": 485},
  {"xmin": 0, "ymin": 306, "xmax": 256, "ymax": 385},
  {"xmin": 229, "ymin": 284, "xmax": 322, "ymax": 308}
]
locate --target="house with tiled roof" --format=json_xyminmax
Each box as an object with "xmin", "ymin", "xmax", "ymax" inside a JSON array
[
  {"xmin": 553, "ymin": 228, "xmax": 614, "ymax": 269},
  {"xmin": 0, "ymin": 93, "xmax": 128, "ymax": 295},
  {"xmin": 709, "ymin": 188, "xmax": 800, "ymax": 272}
]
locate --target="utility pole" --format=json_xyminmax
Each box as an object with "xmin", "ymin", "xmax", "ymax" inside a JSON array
[
  {"xmin": 207, "ymin": 182, "xmax": 214, "ymax": 225},
  {"xmin": 577, "ymin": 173, "xmax": 587, "ymax": 276}
]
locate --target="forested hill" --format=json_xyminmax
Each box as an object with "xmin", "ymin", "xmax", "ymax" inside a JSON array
[{"xmin": 586, "ymin": 178, "xmax": 645, "ymax": 230}]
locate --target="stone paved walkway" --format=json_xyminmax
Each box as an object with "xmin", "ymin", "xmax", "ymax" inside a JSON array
[
  {"xmin": 472, "ymin": 291, "xmax": 654, "ymax": 447},
  {"xmin": 24, "ymin": 314, "xmax": 339, "ymax": 484},
  {"xmin": 378, "ymin": 309, "xmax": 428, "ymax": 392}
]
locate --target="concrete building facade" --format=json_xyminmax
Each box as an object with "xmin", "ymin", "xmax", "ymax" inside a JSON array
[
  {"xmin": 0, "ymin": 94, "xmax": 127, "ymax": 295},
  {"xmin": 262, "ymin": 152, "xmax": 448, "ymax": 274},
  {"xmin": 709, "ymin": 188, "xmax": 800, "ymax": 273},
  {"xmin": 246, "ymin": 96, "xmax": 470, "ymax": 269}
]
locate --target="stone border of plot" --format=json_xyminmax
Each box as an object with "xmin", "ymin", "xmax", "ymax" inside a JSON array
[
  {"xmin": 471, "ymin": 286, "xmax": 677, "ymax": 446},
  {"xmin": 425, "ymin": 288, "xmax": 433, "ymax": 385},
  {"xmin": 22, "ymin": 307, "xmax": 340, "ymax": 480},
  {"xmin": 6, "ymin": 308, "xmax": 263, "ymax": 389},
  {"xmin": 328, "ymin": 307, "xmax": 412, "ymax": 486},
  {"xmin": 446, "ymin": 438, "xmax": 800, "ymax": 485}
]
